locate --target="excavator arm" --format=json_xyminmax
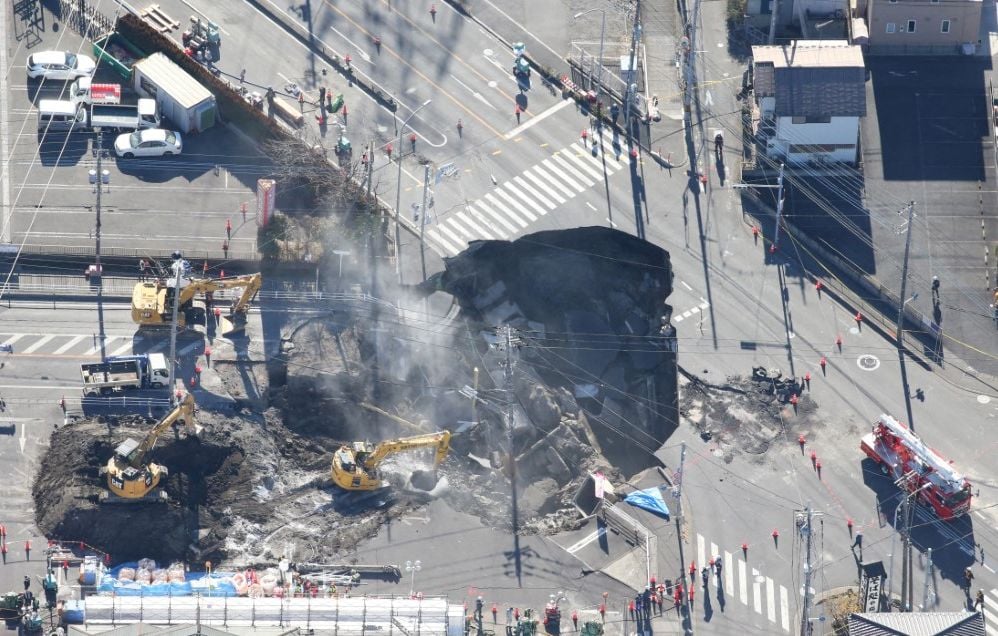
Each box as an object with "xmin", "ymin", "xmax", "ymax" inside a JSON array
[
  {"xmin": 125, "ymin": 394, "xmax": 197, "ymax": 467},
  {"xmin": 179, "ymin": 273, "xmax": 262, "ymax": 314},
  {"xmin": 362, "ymin": 431, "xmax": 451, "ymax": 470},
  {"xmin": 131, "ymin": 272, "xmax": 262, "ymax": 328}
]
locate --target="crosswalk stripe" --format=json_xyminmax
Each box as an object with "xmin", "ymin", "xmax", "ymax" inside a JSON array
[
  {"xmin": 531, "ymin": 163, "xmax": 577, "ymax": 199},
  {"xmin": 449, "ymin": 213, "xmax": 494, "ymax": 241},
  {"xmin": 425, "ymin": 229, "xmax": 461, "ymax": 255},
  {"xmin": 572, "ymin": 147, "xmax": 616, "ymax": 175},
  {"xmin": 542, "ymin": 157, "xmax": 589, "ymax": 192},
  {"xmin": 593, "ymin": 134, "xmax": 624, "ymax": 170},
  {"xmin": 110, "ymin": 340, "xmax": 135, "ymax": 357},
  {"xmin": 178, "ymin": 341, "xmax": 200, "ymax": 357},
  {"xmin": 984, "ymin": 607, "xmax": 998, "ymax": 628},
  {"xmin": 436, "ymin": 224, "xmax": 467, "ymax": 251},
  {"xmin": 53, "ymin": 335, "xmax": 85, "ymax": 355},
  {"xmin": 475, "ymin": 200, "xmax": 519, "ymax": 234},
  {"xmin": 523, "ymin": 168, "xmax": 567, "ymax": 204},
  {"xmin": 22, "ymin": 335, "xmax": 55, "ymax": 354},
  {"xmin": 2, "ymin": 334, "xmax": 24, "ymax": 348},
  {"xmin": 494, "ymin": 183, "xmax": 544, "ymax": 227},
  {"xmin": 548, "ymin": 154, "xmax": 595, "ymax": 188},
  {"xmin": 146, "ymin": 340, "xmax": 168, "ymax": 353},
  {"xmin": 467, "ymin": 202, "xmax": 510, "ymax": 237},
  {"xmin": 558, "ymin": 148, "xmax": 606, "ymax": 181},
  {"xmin": 752, "ymin": 568, "xmax": 762, "ymax": 614},
  {"xmin": 697, "ymin": 535, "xmax": 705, "ymax": 572},
  {"xmin": 738, "ymin": 560, "xmax": 747, "ymax": 604},
  {"xmin": 483, "ymin": 193, "xmax": 527, "ymax": 228},
  {"xmin": 724, "ymin": 551, "xmax": 734, "ymax": 594},
  {"xmin": 780, "ymin": 585, "xmax": 790, "ymax": 632},
  {"xmin": 512, "ymin": 176, "xmax": 557, "ymax": 210},
  {"xmin": 501, "ymin": 181, "xmax": 544, "ymax": 218},
  {"xmin": 766, "ymin": 577, "xmax": 776, "ymax": 623},
  {"xmin": 86, "ymin": 336, "xmax": 117, "ymax": 356}
]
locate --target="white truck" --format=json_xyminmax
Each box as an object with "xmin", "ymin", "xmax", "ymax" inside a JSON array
[
  {"xmin": 81, "ymin": 353, "xmax": 170, "ymax": 396},
  {"xmin": 40, "ymin": 99, "xmax": 160, "ymax": 132},
  {"xmin": 69, "ymin": 77, "xmax": 122, "ymax": 104},
  {"xmin": 133, "ymin": 52, "xmax": 217, "ymax": 134}
]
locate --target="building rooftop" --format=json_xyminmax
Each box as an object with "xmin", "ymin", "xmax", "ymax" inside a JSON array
[
  {"xmin": 848, "ymin": 611, "xmax": 986, "ymax": 636},
  {"xmin": 752, "ymin": 40, "xmax": 864, "ymax": 69}
]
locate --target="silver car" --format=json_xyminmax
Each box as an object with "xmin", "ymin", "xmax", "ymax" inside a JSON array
[{"xmin": 27, "ymin": 51, "xmax": 97, "ymax": 81}]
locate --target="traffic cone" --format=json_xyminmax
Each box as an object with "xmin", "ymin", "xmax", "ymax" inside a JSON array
[
  {"xmin": 847, "ymin": 518, "xmax": 854, "ymax": 537},
  {"xmin": 342, "ymin": 102, "xmax": 348, "ymax": 124},
  {"xmin": 810, "ymin": 450, "xmax": 817, "ymax": 468},
  {"xmin": 836, "ymin": 335, "xmax": 843, "ymax": 352},
  {"xmin": 769, "ymin": 244, "xmax": 777, "ymax": 254},
  {"xmin": 630, "ymin": 147, "xmax": 639, "ymax": 160},
  {"xmin": 816, "ymin": 459, "xmax": 822, "ymax": 479},
  {"xmin": 819, "ymin": 356, "xmax": 827, "ymax": 376},
  {"xmin": 798, "ymin": 434, "xmax": 806, "ymax": 453},
  {"xmin": 59, "ymin": 396, "xmax": 66, "ymax": 412},
  {"xmin": 804, "ymin": 372, "xmax": 811, "ymax": 391},
  {"xmin": 752, "ymin": 226, "xmax": 760, "ymax": 244},
  {"xmin": 742, "ymin": 542, "xmax": 748, "ymax": 558},
  {"xmin": 571, "ymin": 610, "xmax": 578, "ymax": 630},
  {"xmin": 628, "ymin": 599, "xmax": 635, "ymax": 616},
  {"xmin": 772, "ymin": 529, "xmax": 779, "ymax": 548},
  {"xmin": 790, "ymin": 393, "xmax": 799, "ymax": 414},
  {"xmin": 815, "ymin": 280, "xmax": 824, "ymax": 296}
]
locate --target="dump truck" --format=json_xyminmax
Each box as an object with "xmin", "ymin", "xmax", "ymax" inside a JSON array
[
  {"xmin": 132, "ymin": 53, "xmax": 216, "ymax": 133},
  {"xmin": 81, "ymin": 352, "xmax": 170, "ymax": 396},
  {"xmin": 92, "ymin": 31, "xmax": 145, "ymax": 80},
  {"xmin": 86, "ymin": 101, "xmax": 159, "ymax": 131}
]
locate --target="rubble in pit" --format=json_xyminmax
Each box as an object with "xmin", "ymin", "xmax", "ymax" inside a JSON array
[{"xmin": 679, "ymin": 366, "xmax": 820, "ymax": 462}]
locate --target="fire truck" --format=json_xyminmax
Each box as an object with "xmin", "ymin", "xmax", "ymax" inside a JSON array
[{"xmin": 860, "ymin": 414, "xmax": 972, "ymax": 520}]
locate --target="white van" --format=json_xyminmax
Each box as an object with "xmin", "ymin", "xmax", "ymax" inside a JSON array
[{"xmin": 37, "ymin": 99, "xmax": 83, "ymax": 132}]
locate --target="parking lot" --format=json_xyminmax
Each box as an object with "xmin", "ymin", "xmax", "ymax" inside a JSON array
[
  {"xmin": 3, "ymin": 14, "xmax": 270, "ymax": 261},
  {"xmin": 863, "ymin": 56, "xmax": 998, "ymax": 374}
]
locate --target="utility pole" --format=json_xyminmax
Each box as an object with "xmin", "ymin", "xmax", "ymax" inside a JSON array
[
  {"xmin": 623, "ymin": 1, "xmax": 641, "ymax": 143},
  {"xmin": 88, "ymin": 131, "xmax": 110, "ymax": 361},
  {"xmin": 768, "ymin": 0, "xmax": 780, "ymax": 43},
  {"xmin": 800, "ymin": 504, "xmax": 815, "ymax": 635},
  {"xmin": 674, "ymin": 442, "xmax": 692, "ymax": 631},
  {"xmin": 167, "ymin": 256, "xmax": 183, "ymax": 406},
  {"xmin": 771, "ymin": 163, "xmax": 786, "ymax": 252},
  {"xmin": 896, "ymin": 201, "xmax": 916, "ymax": 432},
  {"xmin": 681, "ymin": 0, "xmax": 703, "ymax": 197},
  {"xmin": 419, "ymin": 164, "xmax": 431, "ymax": 281},
  {"xmin": 495, "ymin": 325, "xmax": 523, "ymax": 584},
  {"xmin": 920, "ymin": 547, "xmax": 934, "ymax": 611},
  {"xmin": 898, "ymin": 473, "xmax": 921, "ymax": 612}
]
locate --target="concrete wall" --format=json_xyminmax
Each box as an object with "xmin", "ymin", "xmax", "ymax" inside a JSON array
[
  {"xmin": 767, "ymin": 115, "xmax": 860, "ymax": 164},
  {"xmin": 867, "ymin": 0, "xmax": 981, "ymax": 52}
]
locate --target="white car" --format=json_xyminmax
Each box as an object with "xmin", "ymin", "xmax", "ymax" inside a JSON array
[
  {"xmin": 115, "ymin": 129, "xmax": 183, "ymax": 158},
  {"xmin": 26, "ymin": 51, "xmax": 96, "ymax": 81}
]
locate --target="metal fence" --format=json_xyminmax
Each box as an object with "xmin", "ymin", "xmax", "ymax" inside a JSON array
[
  {"xmin": 569, "ymin": 41, "xmax": 648, "ymax": 114},
  {"xmin": 58, "ymin": 0, "xmax": 117, "ymax": 40}
]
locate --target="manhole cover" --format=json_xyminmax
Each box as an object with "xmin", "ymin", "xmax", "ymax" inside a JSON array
[{"xmin": 857, "ymin": 354, "xmax": 880, "ymax": 371}]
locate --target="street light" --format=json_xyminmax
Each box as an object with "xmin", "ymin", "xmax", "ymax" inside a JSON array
[
  {"xmin": 394, "ymin": 99, "xmax": 432, "ymax": 285},
  {"xmin": 405, "ymin": 559, "xmax": 422, "ymax": 597}
]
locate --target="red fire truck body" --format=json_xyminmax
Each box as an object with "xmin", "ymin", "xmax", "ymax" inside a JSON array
[{"xmin": 860, "ymin": 414, "xmax": 971, "ymax": 520}]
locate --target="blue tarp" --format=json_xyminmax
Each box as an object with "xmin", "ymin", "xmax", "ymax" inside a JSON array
[
  {"xmin": 625, "ymin": 487, "xmax": 671, "ymax": 520},
  {"xmin": 96, "ymin": 563, "xmax": 239, "ymax": 597}
]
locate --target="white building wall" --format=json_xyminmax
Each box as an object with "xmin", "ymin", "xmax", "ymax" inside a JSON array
[{"xmin": 767, "ymin": 115, "xmax": 859, "ymax": 164}]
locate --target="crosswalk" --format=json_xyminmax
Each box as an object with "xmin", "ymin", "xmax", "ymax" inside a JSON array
[
  {"xmin": 424, "ymin": 126, "xmax": 630, "ymax": 256},
  {"xmin": 982, "ymin": 588, "xmax": 998, "ymax": 626},
  {"xmin": 697, "ymin": 533, "xmax": 792, "ymax": 632},
  {"xmin": 0, "ymin": 332, "xmax": 203, "ymax": 358}
]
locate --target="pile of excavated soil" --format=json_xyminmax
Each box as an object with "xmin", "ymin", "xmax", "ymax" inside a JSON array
[{"xmin": 680, "ymin": 370, "xmax": 821, "ymax": 461}]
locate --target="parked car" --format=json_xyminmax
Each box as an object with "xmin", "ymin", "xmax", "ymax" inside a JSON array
[
  {"xmin": 26, "ymin": 51, "xmax": 96, "ymax": 80},
  {"xmin": 114, "ymin": 128, "xmax": 182, "ymax": 158}
]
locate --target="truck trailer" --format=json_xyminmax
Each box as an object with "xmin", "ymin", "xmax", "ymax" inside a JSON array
[
  {"xmin": 132, "ymin": 53, "xmax": 216, "ymax": 134},
  {"xmin": 92, "ymin": 31, "xmax": 145, "ymax": 81},
  {"xmin": 81, "ymin": 352, "xmax": 170, "ymax": 396}
]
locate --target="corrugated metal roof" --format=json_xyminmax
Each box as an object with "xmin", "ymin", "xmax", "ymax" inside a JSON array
[
  {"xmin": 848, "ymin": 611, "xmax": 986, "ymax": 636},
  {"xmin": 752, "ymin": 40, "xmax": 866, "ymax": 117},
  {"xmin": 133, "ymin": 53, "xmax": 214, "ymax": 110}
]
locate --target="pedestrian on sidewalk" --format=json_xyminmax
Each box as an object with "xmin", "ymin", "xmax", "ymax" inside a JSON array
[
  {"xmin": 24, "ymin": 540, "xmax": 29, "ymax": 561},
  {"xmin": 964, "ymin": 567, "xmax": 975, "ymax": 591},
  {"xmin": 975, "ymin": 589, "xmax": 985, "ymax": 611},
  {"xmin": 226, "ymin": 218, "xmax": 232, "ymax": 240},
  {"xmin": 23, "ymin": 575, "xmax": 30, "ymax": 591},
  {"xmin": 931, "ymin": 276, "xmax": 940, "ymax": 303}
]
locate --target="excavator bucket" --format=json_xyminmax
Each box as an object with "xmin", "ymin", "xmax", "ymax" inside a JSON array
[{"xmin": 219, "ymin": 312, "xmax": 247, "ymax": 337}]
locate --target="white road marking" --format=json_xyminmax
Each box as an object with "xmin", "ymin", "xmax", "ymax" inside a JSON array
[
  {"xmin": 752, "ymin": 568, "xmax": 762, "ymax": 614},
  {"xmin": 503, "ymin": 99, "xmax": 573, "ymax": 140},
  {"xmin": 111, "ymin": 341, "xmax": 135, "ymax": 357},
  {"xmin": 766, "ymin": 577, "xmax": 776, "ymax": 622},
  {"xmin": 475, "ymin": 200, "xmax": 518, "ymax": 234},
  {"xmin": 605, "ymin": 217, "xmax": 617, "ymax": 228},
  {"xmin": 435, "ymin": 224, "xmax": 467, "ymax": 251},
  {"xmin": 697, "ymin": 534, "xmax": 705, "ymax": 572},
  {"xmin": 0, "ymin": 0, "xmax": 9, "ymax": 244},
  {"xmin": 52, "ymin": 335, "xmax": 85, "ymax": 355},
  {"xmin": 738, "ymin": 560, "xmax": 747, "ymax": 604},
  {"xmin": 501, "ymin": 181, "xmax": 545, "ymax": 218},
  {"xmin": 543, "ymin": 156, "xmax": 590, "ymax": 191},
  {"xmin": 328, "ymin": 26, "xmax": 372, "ymax": 63},
  {"xmin": 455, "ymin": 207, "xmax": 499, "ymax": 239},
  {"xmin": 85, "ymin": 336, "xmax": 116, "ymax": 356},
  {"xmin": 681, "ymin": 280, "xmax": 693, "ymax": 291},
  {"xmin": 494, "ymin": 183, "xmax": 543, "ymax": 221},
  {"xmin": 531, "ymin": 163, "xmax": 576, "ymax": 199},
  {"xmin": 425, "ymin": 229, "xmax": 461, "ymax": 255},
  {"xmin": 780, "ymin": 585, "xmax": 790, "ymax": 631},
  {"xmin": 557, "ymin": 149, "xmax": 605, "ymax": 181},
  {"xmin": 483, "ymin": 193, "xmax": 527, "ymax": 228},
  {"xmin": 724, "ymin": 551, "xmax": 733, "ymax": 594},
  {"xmin": 573, "ymin": 147, "xmax": 616, "ymax": 174},
  {"xmin": 512, "ymin": 176, "xmax": 556, "ymax": 210},
  {"xmin": 523, "ymin": 168, "xmax": 567, "ymax": 203},
  {"xmin": 21, "ymin": 335, "xmax": 55, "ymax": 354},
  {"xmin": 566, "ymin": 527, "xmax": 606, "ymax": 554},
  {"xmin": 178, "ymin": 342, "xmax": 201, "ymax": 356},
  {"xmin": 449, "ymin": 74, "xmax": 495, "ymax": 110}
]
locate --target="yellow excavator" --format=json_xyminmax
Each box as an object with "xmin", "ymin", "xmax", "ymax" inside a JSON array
[
  {"xmin": 131, "ymin": 272, "xmax": 262, "ymax": 334},
  {"xmin": 331, "ymin": 431, "xmax": 451, "ymax": 491},
  {"xmin": 99, "ymin": 394, "xmax": 199, "ymax": 503}
]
